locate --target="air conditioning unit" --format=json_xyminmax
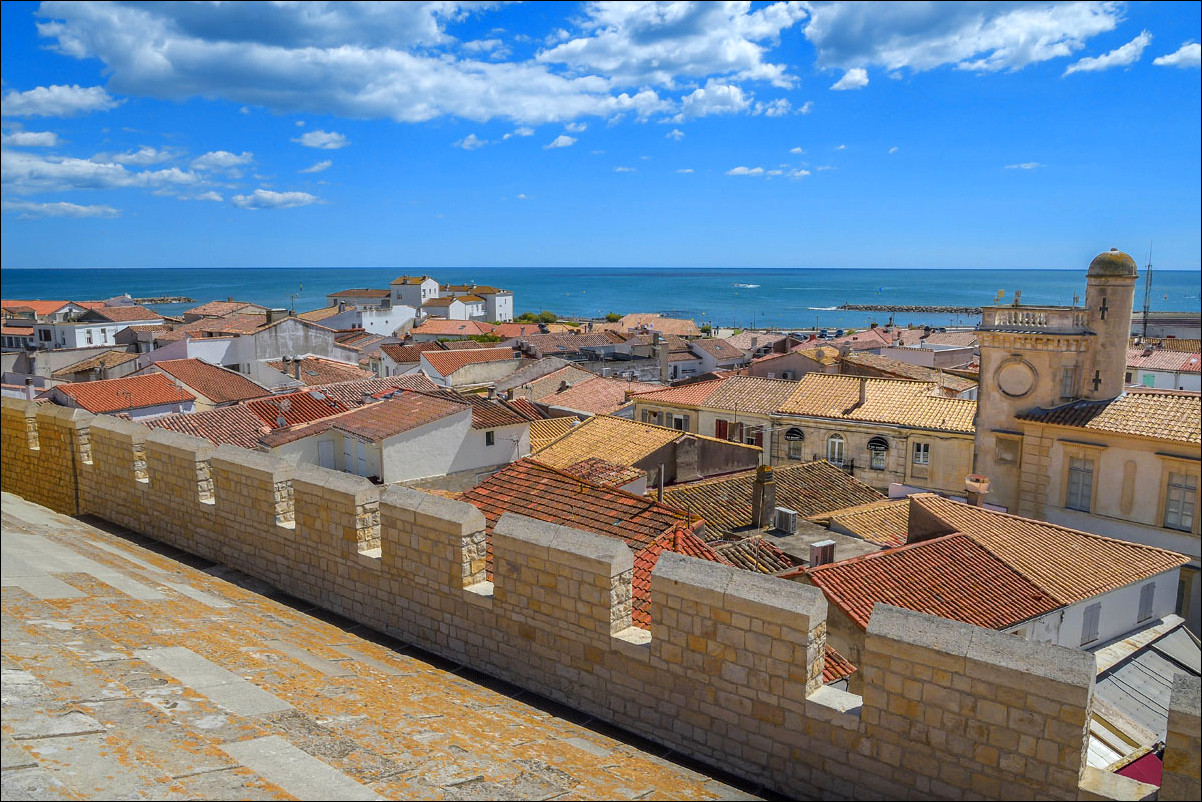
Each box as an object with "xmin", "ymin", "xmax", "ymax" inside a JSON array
[
  {"xmin": 810, "ymin": 539, "xmax": 836, "ymax": 567},
  {"xmin": 773, "ymin": 507, "xmax": 799, "ymax": 534}
]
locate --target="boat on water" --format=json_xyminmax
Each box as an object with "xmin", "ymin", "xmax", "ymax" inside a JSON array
[{"xmin": 732, "ymin": 283, "xmax": 760, "ymax": 288}]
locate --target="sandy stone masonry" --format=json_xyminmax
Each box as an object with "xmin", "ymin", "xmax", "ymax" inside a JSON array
[{"xmin": 2, "ymin": 397, "xmax": 1198, "ymax": 801}]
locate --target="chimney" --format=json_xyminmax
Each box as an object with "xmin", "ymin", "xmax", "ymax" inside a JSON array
[
  {"xmin": 267, "ymin": 308, "xmax": 287, "ymax": 325},
  {"xmin": 751, "ymin": 336, "xmax": 759, "ymax": 350},
  {"xmin": 557, "ymin": 380, "xmax": 570, "ymax": 393},
  {"xmin": 965, "ymin": 474, "xmax": 991, "ymax": 507},
  {"xmin": 24, "ymin": 377, "xmax": 35, "ymax": 401},
  {"xmin": 655, "ymin": 333, "xmax": 670, "ymax": 383},
  {"xmin": 228, "ymin": 296, "xmax": 234, "ymax": 302},
  {"xmin": 750, "ymin": 464, "xmax": 776, "ymax": 529},
  {"xmin": 292, "ymin": 357, "xmax": 302, "ymax": 380},
  {"xmin": 362, "ymin": 391, "xmax": 372, "ymax": 405}
]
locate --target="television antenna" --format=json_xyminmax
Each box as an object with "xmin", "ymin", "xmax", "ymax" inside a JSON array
[
  {"xmin": 289, "ymin": 283, "xmax": 303, "ymax": 315},
  {"xmin": 1141, "ymin": 242, "xmax": 1153, "ymax": 340}
]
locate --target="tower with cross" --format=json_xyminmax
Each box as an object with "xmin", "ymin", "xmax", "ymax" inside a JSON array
[{"xmin": 1083, "ymin": 247, "xmax": 1139, "ymax": 400}]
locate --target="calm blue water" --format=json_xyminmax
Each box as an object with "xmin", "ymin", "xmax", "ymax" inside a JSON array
[{"xmin": 2, "ymin": 267, "xmax": 1198, "ymax": 330}]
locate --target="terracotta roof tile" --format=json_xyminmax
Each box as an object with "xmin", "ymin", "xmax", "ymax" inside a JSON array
[
  {"xmin": 82, "ymin": 305, "xmax": 163, "ymax": 323},
  {"xmin": 1126, "ymin": 347, "xmax": 1202, "ymax": 372},
  {"xmin": 778, "ymin": 374, "xmax": 976, "ymax": 433},
  {"xmin": 308, "ymin": 374, "xmax": 439, "ymax": 405},
  {"xmin": 528, "ymin": 417, "xmax": 579, "ymax": 451},
  {"xmin": 421, "ymin": 347, "xmax": 515, "ymax": 377},
  {"xmin": 630, "ymin": 378, "xmax": 727, "ymax": 407},
  {"xmin": 150, "ymin": 359, "xmax": 271, "ymax": 404},
  {"xmin": 491, "ymin": 322, "xmax": 572, "ymax": 338},
  {"xmin": 330, "ymin": 394, "xmax": 468, "ymax": 442},
  {"xmin": 822, "ymin": 646, "xmax": 858, "ymax": 684},
  {"xmin": 661, "ymin": 461, "xmax": 884, "ymax": 538},
  {"xmin": 437, "ymin": 339, "xmax": 488, "ymax": 351},
  {"xmin": 690, "ymin": 338, "xmax": 745, "ymax": 361},
  {"xmin": 1131, "ymin": 337, "xmax": 1201, "ymax": 353},
  {"xmin": 50, "ymin": 350, "xmax": 140, "ymax": 379},
  {"xmin": 712, "ymin": 536, "xmax": 801, "ymax": 573},
  {"xmin": 501, "ymin": 397, "xmax": 546, "ymax": 420},
  {"xmin": 703, "ymin": 376, "xmax": 799, "ymax": 414},
  {"xmin": 519, "ymin": 332, "xmax": 616, "ymax": 355},
  {"xmin": 562, "ymin": 457, "xmax": 646, "ymax": 488},
  {"xmin": 842, "ymin": 351, "xmax": 978, "ymax": 392},
  {"xmin": 532, "ymin": 415, "xmax": 684, "ymax": 470},
  {"xmin": 52, "ymin": 373, "xmax": 195, "ymax": 414},
  {"xmin": 785, "ymin": 346, "xmax": 842, "ymax": 366},
  {"xmin": 410, "ymin": 319, "xmax": 495, "ymax": 337},
  {"xmin": 185, "ymin": 300, "xmax": 268, "ymax": 317},
  {"xmin": 1016, "ymin": 389, "xmax": 1200, "ymax": 444},
  {"xmin": 1, "ymin": 299, "xmax": 75, "ymax": 317},
  {"xmin": 619, "ymin": 314, "xmax": 701, "ymax": 337},
  {"xmin": 391, "ymin": 275, "xmax": 434, "ymax": 285},
  {"xmin": 808, "ymin": 499, "xmax": 911, "ymax": 547},
  {"xmin": 328, "ymin": 288, "xmax": 391, "ymax": 298},
  {"xmin": 513, "ymin": 364, "xmax": 598, "ymax": 400},
  {"xmin": 295, "ymin": 306, "xmax": 344, "ymax": 322},
  {"xmin": 807, "ymin": 534, "xmax": 1061, "ymax": 631},
  {"xmin": 911, "ymin": 495, "xmax": 1190, "ymax": 604},
  {"xmin": 178, "ymin": 313, "xmax": 267, "ymax": 336},
  {"xmin": 541, "ymin": 376, "xmax": 660, "ymax": 415},
  {"xmin": 244, "ymin": 390, "xmax": 349, "ymax": 427},
  {"xmin": 145, "ymin": 406, "xmax": 270, "ymax": 449},
  {"xmin": 632, "ymin": 529, "xmax": 732, "ymax": 626},
  {"xmin": 414, "ymin": 390, "xmax": 529, "ymax": 429},
  {"xmin": 725, "ymin": 331, "xmax": 788, "ymax": 352},
  {"xmin": 379, "ymin": 342, "xmax": 442, "ymax": 363},
  {"xmin": 266, "ymin": 356, "xmax": 373, "ymax": 386}
]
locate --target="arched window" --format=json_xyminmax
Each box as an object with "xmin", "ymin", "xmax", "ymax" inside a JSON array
[
  {"xmin": 827, "ymin": 434, "xmax": 845, "ymax": 467},
  {"xmin": 867, "ymin": 436, "xmax": 889, "ymax": 471}
]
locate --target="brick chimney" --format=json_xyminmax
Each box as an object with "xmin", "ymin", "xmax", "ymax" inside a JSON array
[
  {"xmin": 750, "ymin": 464, "xmax": 776, "ymax": 529},
  {"xmin": 24, "ymin": 378, "xmax": 36, "ymax": 401}
]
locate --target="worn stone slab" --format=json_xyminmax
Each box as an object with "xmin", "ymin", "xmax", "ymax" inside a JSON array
[
  {"xmin": 964, "ymin": 627, "xmax": 1094, "ymax": 704},
  {"xmin": 651, "ymin": 551, "xmax": 732, "ymax": 608},
  {"xmin": 2, "ymin": 532, "xmax": 163, "ymax": 601},
  {"xmin": 1, "ymin": 736, "xmax": 37, "ymax": 771},
  {"xmin": 0, "ymin": 575, "xmax": 86, "ymax": 600},
  {"xmin": 86, "ymin": 539, "xmax": 170, "ymax": 574},
  {"xmin": 221, "ymin": 735, "xmax": 384, "ymax": 801},
  {"xmin": 261, "ymin": 640, "xmax": 353, "ymax": 677},
  {"xmin": 162, "ymin": 581, "xmax": 232, "ymax": 609},
  {"xmin": 135, "ymin": 647, "xmax": 293, "ymax": 716},
  {"xmin": 7, "ymin": 711, "xmax": 105, "ymax": 740},
  {"xmin": 724, "ymin": 569, "xmax": 825, "ymax": 624}
]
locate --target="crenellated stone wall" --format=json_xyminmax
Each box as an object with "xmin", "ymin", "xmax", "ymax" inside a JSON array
[{"xmin": 2, "ymin": 396, "xmax": 1197, "ymax": 801}]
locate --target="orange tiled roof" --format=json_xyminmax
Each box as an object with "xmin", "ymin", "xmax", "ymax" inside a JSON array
[
  {"xmin": 712, "ymin": 536, "xmax": 801, "ymax": 574},
  {"xmin": 311, "ymin": 375, "xmax": 439, "ymax": 405},
  {"xmin": 541, "ymin": 375, "xmax": 660, "ymax": 415},
  {"xmin": 328, "ymin": 288, "xmax": 391, "ymax": 298},
  {"xmin": 1016, "ymin": 388, "xmax": 1200, "ymax": 444},
  {"xmin": 513, "ymin": 364, "xmax": 597, "ymax": 401},
  {"xmin": 421, "ymin": 347, "xmax": 515, "ymax": 377},
  {"xmin": 329, "ymin": 394, "xmax": 468, "ymax": 442},
  {"xmin": 911, "ymin": 494, "xmax": 1190, "ymax": 605},
  {"xmin": 532, "ymin": 415, "xmax": 684, "ymax": 470},
  {"xmin": 1, "ymin": 299, "xmax": 77, "ymax": 317},
  {"xmin": 410, "ymin": 319, "xmax": 495, "ymax": 337},
  {"xmin": 184, "ymin": 300, "xmax": 268, "ymax": 317},
  {"xmin": 785, "ymin": 346, "xmax": 842, "ymax": 366},
  {"xmin": 491, "ymin": 322, "xmax": 572, "ymax": 338},
  {"xmin": 630, "ymin": 378, "xmax": 727, "ymax": 407},
  {"xmin": 378, "ymin": 342, "xmax": 442, "ymax": 363},
  {"xmin": 807, "ymin": 499, "xmax": 911, "ymax": 547},
  {"xmin": 414, "ymin": 390, "xmax": 529, "ymax": 429},
  {"xmin": 83, "ymin": 305, "xmax": 162, "ymax": 323},
  {"xmin": 295, "ymin": 306, "xmax": 344, "ymax": 322},
  {"xmin": 619, "ymin": 314, "xmax": 701, "ymax": 337},
  {"xmin": 390, "ymin": 275, "xmax": 434, "ymax": 285},
  {"xmin": 502, "ymin": 396, "xmax": 546, "ymax": 421},
  {"xmin": 661, "ymin": 461, "xmax": 884, "ymax": 538},
  {"xmin": 841, "ymin": 351, "xmax": 977, "ymax": 392},
  {"xmin": 1, "ymin": 325, "xmax": 35, "ymax": 335},
  {"xmin": 145, "ymin": 405, "xmax": 271, "ymax": 449},
  {"xmin": 690, "ymin": 338, "xmax": 744, "ymax": 361},
  {"xmin": 243, "ymin": 390, "xmax": 349, "ymax": 427},
  {"xmin": 562, "ymin": 457, "xmax": 646, "ymax": 488},
  {"xmin": 529, "ymin": 417, "xmax": 579, "ymax": 451},
  {"xmin": 703, "ymin": 376, "xmax": 799, "ymax": 415},
  {"xmin": 52, "ymin": 373, "xmax": 195, "ymax": 414},
  {"xmin": 1130, "ymin": 337, "xmax": 1201, "ymax": 353},
  {"xmin": 266, "ymin": 356, "xmax": 373, "ymax": 386},
  {"xmin": 806, "ymin": 534, "xmax": 1061, "ymax": 631},
  {"xmin": 1126, "ymin": 347, "xmax": 1202, "ymax": 373},
  {"xmin": 150, "ymin": 359, "xmax": 271, "ymax": 404},
  {"xmin": 50, "ymin": 350, "xmax": 140, "ymax": 378},
  {"xmin": 725, "ymin": 331, "xmax": 788, "ymax": 352},
  {"xmin": 778, "ymin": 374, "xmax": 977, "ymax": 433}
]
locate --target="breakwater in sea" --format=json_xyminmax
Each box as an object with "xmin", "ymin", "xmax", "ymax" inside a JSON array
[
  {"xmin": 839, "ymin": 303, "xmax": 982, "ymax": 315},
  {"xmin": 131, "ymin": 296, "xmax": 195, "ymax": 304}
]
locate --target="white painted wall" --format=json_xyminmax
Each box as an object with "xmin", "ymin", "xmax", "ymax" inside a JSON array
[
  {"xmin": 487, "ymin": 294, "xmax": 514, "ymax": 322},
  {"xmin": 380, "ymin": 409, "xmax": 473, "ymax": 482}
]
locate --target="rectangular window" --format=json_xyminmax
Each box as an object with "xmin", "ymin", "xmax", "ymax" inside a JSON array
[
  {"xmin": 1124, "ymin": 371, "xmax": 1133, "ymax": 384},
  {"xmin": 485, "ymin": 430, "xmax": 495, "ymax": 446},
  {"xmin": 1137, "ymin": 583, "xmax": 1155, "ymax": 623},
  {"xmin": 671, "ymin": 415, "xmax": 688, "ymax": 431},
  {"xmin": 996, "ymin": 437, "xmax": 1021, "ymax": 466},
  {"xmin": 912, "ymin": 442, "xmax": 930, "ymax": 465},
  {"xmin": 1164, "ymin": 472, "xmax": 1197, "ymax": 532},
  {"xmin": 38, "ymin": 329, "xmax": 51, "ymax": 342},
  {"xmin": 85, "ymin": 330, "xmax": 93, "ymax": 345},
  {"xmin": 1080, "ymin": 603, "xmax": 1101, "ymax": 645},
  {"xmin": 871, "ymin": 450, "xmax": 886, "ymax": 471},
  {"xmin": 1141, "ymin": 374, "xmax": 1155, "ymax": 388},
  {"xmin": 1066, "ymin": 457, "xmax": 1094, "ymax": 512},
  {"xmin": 642, "ymin": 410, "xmax": 651, "ymax": 423},
  {"xmin": 1060, "ymin": 367, "xmax": 1077, "ymax": 399},
  {"xmin": 788, "ymin": 440, "xmax": 804, "ymax": 460}
]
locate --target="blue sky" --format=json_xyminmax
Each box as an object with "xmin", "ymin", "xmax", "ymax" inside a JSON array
[{"xmin": 2, "ymin": 1, "xmax": 1199, "ymax": 270}]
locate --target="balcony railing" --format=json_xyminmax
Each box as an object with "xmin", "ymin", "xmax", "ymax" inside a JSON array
[{"xmin": 979, "ymin": 306, "xmax": 1089, "ymax": 333}]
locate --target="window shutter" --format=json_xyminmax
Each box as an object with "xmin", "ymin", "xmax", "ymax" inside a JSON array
[
  {"xmin": 716, "ymin": 420, "xmax": 728, "ymax": 439},
  {"xmin": 754, "ymin": 429, "xmax": 763, "ymax": 447},
  {"xmin": 1138, "ymin": 584, "xmax": 1155, "ymax": 622}
]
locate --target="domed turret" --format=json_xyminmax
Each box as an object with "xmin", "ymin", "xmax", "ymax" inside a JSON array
[{"xmin": 1087, "ymin": 248, "xmax": 1138, "ymax": 278}]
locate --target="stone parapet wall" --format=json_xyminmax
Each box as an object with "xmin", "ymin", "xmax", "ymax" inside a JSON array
[{"xmin": 3, "ymin": 396, "xmax": 1196, "ymax": 801}]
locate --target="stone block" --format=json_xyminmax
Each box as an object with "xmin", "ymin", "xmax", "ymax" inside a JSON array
[
  {"xmin": 964, "ymin": 627, "xmax": 1094, "ymax": 707},
  {"xmin": 88, "ymin": 412, "xmax": 148, "ymax": 443},
  {"xmin": 864, "ymin": 605, "xmax": 972, "ymax": 674},
  {"xmin": 651, "ymin": 551, "xmax": 731, "ymax": 609},
  {"xmin": 292, "ymin": 463, "xmax": 377, "ymax": 504}
]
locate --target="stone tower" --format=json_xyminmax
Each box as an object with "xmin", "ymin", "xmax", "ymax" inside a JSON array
[
  {"xmin": 973, "ymin": 248, "xmax": 1138, "ymax": 512},
  {"xmin": 1082, "ymin": 248, "xmax": 1139, "ymax": 399}
]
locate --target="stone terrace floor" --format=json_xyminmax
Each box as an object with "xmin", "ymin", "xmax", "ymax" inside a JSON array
[{"xmin": 1, "ymin": 493, "xmax": 763, "ymax": 801}]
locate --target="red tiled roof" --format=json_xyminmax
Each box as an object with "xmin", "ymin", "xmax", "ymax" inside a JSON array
[
  {"xmin": 690, "ymin": 338, "xmax": 745, "ymax": 361},
  {"xmin": 562, "ymin": 457, "xmax": 645, "ymax": 488},
  {"xmin": 806, "ymin": 534, "xmax": 1061, "ymax": 631},
  {"xmin": 1, "ymin": 325, "xmax": 35, "ymax": 335},
  {"xmin": 413, "ymin": 390, "xmax": 530, "ymax": 429},
  {"xmin": 52, "ymin": 373, "xmax": 195, "ymax": 414},
  {"xmin": 632, "ymin": 528, "xmax": 733, "ymax": 627},
  {"xmin": 83, "ymin": 305, "xmax": 162, "ymax": 323},
  {"xmin": 823, "ymin": 645, "xmax": 858, "ymax": 684},
  {"xmin": 150, "ymin": 359, "xmax": 271, "ymax": 404},
  {"xmin": 411, "ymin": 319, "xmax": 495, "ymax": 337},
  {"xmin": 185, "ymin": 300, "xmax": 268, "ymax": 317},
  {"xmin": 501, "ymin": 397, "xmax": 546, "ymax": 420},
  {"xmin": 422, "ymin": 347, "xmax": 515, "ymax": 377},
  {"xmin": 379, "ymin": 342, "xmax": 443, "ymax": 363},
  {"xmin": 541, "ymin": 375, "xmax": 660, "ymax": 415},
  {"xmin": 49, "ymin": 350, "xmax": 139, "ymax": 378},
  {"xmin": 3, "ymin": 299, "xmax": 71, "ymax": 316},
  {"xmin": 311, "ymin": 375, "xmax": 439, "ymax": 405},
  {"xmin": 243, "ymin": 391, "xmax": 349, "ymax": 427},
  {"xmin": 145, "ymin": 406, "xmax": 271, "ymax": 449},
  {"xmin": 266, "ymin": 356, "xmax": 373, "ymax": 386},
  {"xmin": 1015, "ymin": 388, "xmax": 1200, "ymax": 444},
  {"xmin": 178, "ymin": 313, "xmax": 267, "ymax": 336},
  {"xmin": 712, "ymin": 536, "xmax": 801, "ymax": 574},
  {"xmin": 328, "ymin": 288, "xmax": 391, "ymax": 298},
  {"xmin": 329, "ymin": 394, "xmax": 468, "ymax": 442},
  {"xmin": 631, "ymin": 378, "xmax": 727, "ymax": 407},
  {"xmin": 1127, "ymin": 347, "xmax": 1202, "ymax": 372},
  {"xmin": 439, "ymin": 339, "xmax": 490, "ymax": 351}
]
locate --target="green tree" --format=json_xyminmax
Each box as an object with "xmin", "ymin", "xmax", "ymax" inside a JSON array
[
  {"xmin": 605, "ymin": 312, "xmax": 621, "ymax": 323},
  {"xmin": 537, "ymin": 310, "xmax": 557, "ymax": 324}
]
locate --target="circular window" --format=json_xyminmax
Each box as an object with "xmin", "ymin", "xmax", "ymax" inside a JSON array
[{"xmin": 997, "ymin": 359, "xmax": 1036, "ymax": 397}]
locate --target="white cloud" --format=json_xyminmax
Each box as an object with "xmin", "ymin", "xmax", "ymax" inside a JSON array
[
  {"xmin": 565, "ymin": 121, "xmax": 587, "ymax": 132},
  {"xmin": 299, "ymin": 160, "xmax": 333, "ymax": 174},
  {"xmin": 104, "ymin": 146, "xmax": 179, "ymax": 166},
  {"xmin": 799, "ymin": 100, "xmax": 813, "ymax": 114},
  {"xmin": 537, "ymin": 1, "xmax": 807, "ymax": 89},
  {"xmin": 831, "ymin": 68, "xmax": 868, "ymax": 90},
  {"xmin": 230, "ymin": 189, "xmax": 319, "ymax": 209},
  {"xmin": 815, "ymin": 165, "xmax": 835, "ymax": 172},
  {"xmin": 727, "ymin": 166, "xmax": 764, "ymax": 176},
  {"xmin": 666, "ymin": 128, "xmax": 685, "ymax": 141},
  {"xmin": 502, "ymin": 127, "xmax": 535, "ymax": 139},
  {"xmin": 31, "ymin": 2, "xmax": 671, "ymax": 126},
  {"xmin": 0, "ymin": 84, "xmax": 120, "ymax": 117},
  {"xmin": 292, "ymin": 130, "xmax": 349, "ymax": 149},
  {"xmin": 1005, "ymin": 162, "xmax": 1043, "ymax": 170},
  {"xmin": 191, "ymin": 191, "xmax": 224, "ymax": 202},
  {"xmin": 2, "ymin": 148, "xmax": 200, "ymax": 195},
  {"xmin": 544, "ymin": 134, "xmax": 576, "ymax": 149},
  {"xmin": 453, "ymin": 134, "xmax": 487, "ymax": 150},
  {"xmin": 1, "ymin": 130, "xmax": 60, "ymax": 147},
  {"xmin": 676, "ymin": 168, "xmax": 694, "ymax": 173},
  {"xmin": 1153, "ymin": 42, "xmax": 1202, "ymax": 69},
  {"xmin": 1064, "ymin": 31, "xmax": 1152, "ymax": 75},
  {"xmin": 889, "ymin": 146, "xmax": 899, "ymax": 154},
  {"xmin": 191, "ymin": 150, "xmax": 254, "ymax": 171},
  {"xmin": 835, "ymin": 144, "xmax": 847, "ymax": 150},
  {"xmin": 2, "ymin": 199, "xmax": 120, "ymax": 218},
  {"xmin": 516, "ymin": 193, "xmax": 528, "ymax": 199},
  {"xmin": 790, "ymin": 146, "xmax": 805, "ymax": 154},
  {"xmin": 755, "ymin": 98, "xmax": 791, "ymax": 116},
  {"xmin": 614, "ymin": 166, "xmax": 635, "ymax": 172},
  {"xmin": 677, "ymin": 80, "xmax": 751, "ymax": 121},
  {"xmin": 804, "ymin": 2, "xmax": 1121, "ymax": 75},
  {"xmin": 463, "ymin": 38, "xmax": 511, "ymax": 60},
  {"xmin": 787, "ymin": 168, "xmax": 811, "ymax": 179}
]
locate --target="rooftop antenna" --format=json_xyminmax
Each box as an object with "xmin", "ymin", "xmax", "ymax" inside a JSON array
[
  {"xmin": 994, "ymin": 290, "xmax": 1005, "ymax": 305},
  {"xmin": 1141, "ymin": 242, "xmax": 1153, "ymax": 340},
  {"xmin": 289, "ymin": 282, "xmax": 303, "ymax": 315}
]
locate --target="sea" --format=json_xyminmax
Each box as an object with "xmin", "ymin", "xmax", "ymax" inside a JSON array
[{"xmin": 2, "ymin": 267, "xmax": 1199, "ymax": 331}]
